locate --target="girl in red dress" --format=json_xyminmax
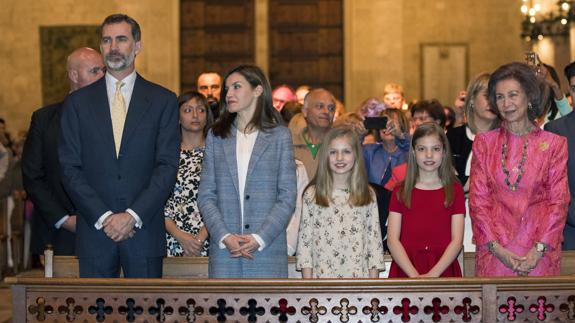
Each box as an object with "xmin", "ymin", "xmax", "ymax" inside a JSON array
[{"xmin": 387, "ymin": 123, "xmax": 465, "ymax": 278}]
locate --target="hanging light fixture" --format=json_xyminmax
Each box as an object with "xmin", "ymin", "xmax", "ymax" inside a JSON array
[{"xmin": 521, "ymin": 0, "xmax": 572, "ymax": 42}]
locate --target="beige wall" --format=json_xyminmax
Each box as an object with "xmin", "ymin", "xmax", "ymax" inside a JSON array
[
  {"xmin": 345, "ymin": 0, "xmax": 529, "ymax": 110},
  {"xmin": 3, "ymin": 0, "xmax": 570, "ymax": 134},
  {"xmin": 0, "ymin": 0, "xmax": 179, "ymax": 134}
]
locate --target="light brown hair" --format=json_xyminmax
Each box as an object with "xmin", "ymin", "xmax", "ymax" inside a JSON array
[
  {"xmin": 309, "ymin": 126, "xmax": 372, "ymax": 207},
  {"xmin": 398, "ymin": 123, "xmax": 458, "ymax": 208}
]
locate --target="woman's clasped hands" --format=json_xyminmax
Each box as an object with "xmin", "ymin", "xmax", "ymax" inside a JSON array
[
  {"xmin": 223, "ymin": 234, "xmax": 261, "ymax": 259},
  {"xmin": 491, "ymin": 243, "xmax": 543, "ymax": 276}
]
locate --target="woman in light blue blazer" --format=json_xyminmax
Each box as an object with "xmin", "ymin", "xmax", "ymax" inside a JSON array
[{"xmin": 198, "ymin": 65, "xmax": 297, "ymax": 278}]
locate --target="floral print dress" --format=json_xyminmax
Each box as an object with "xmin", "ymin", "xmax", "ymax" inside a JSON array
[
  {"xmin": 164, "ymin": 148, "xmax": 209, "ymax": 256},
  {"xmin": 296, "ymin": 186, "xmax": 385, "ymax": 278}
]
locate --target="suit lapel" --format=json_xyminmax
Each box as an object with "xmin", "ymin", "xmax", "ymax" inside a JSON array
[
  {"xmin": 246, "ymin": 130, "xmax": 270, "ymax": 179},
  {"xmin": 121, "ymin": 74, "xmax": 152, "ymax": 152},
  {"xmin": 89, "ymin": 78, "xmax": 116, "ymax": 157},
  {"xmin": 223, "ymin": 130, "xmax": 240, "ymax": 196}
]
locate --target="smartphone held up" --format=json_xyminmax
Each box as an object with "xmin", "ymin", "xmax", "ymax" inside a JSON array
[
  {"xmin": 525, "ymin": 51, "xmax": 541, "ymax": 75},
  {"xmin": 363, "ymin": 117, "xmax": 388, "ymax": 130}
]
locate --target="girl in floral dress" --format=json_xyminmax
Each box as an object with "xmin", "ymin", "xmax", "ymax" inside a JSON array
[
  {"xmin": 164, "ymin": 91, "xmax": 214, "ymax": 256},
  {"xmin": 296, "ymin": 127, "xmax": 385, "ymax": 278},
  {"xmin": 387, "ymin": 123, "xmax": 465, "ymax": 277}
]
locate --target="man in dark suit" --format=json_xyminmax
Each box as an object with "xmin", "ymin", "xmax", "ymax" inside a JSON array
[
  {"xmin": 545, "ymin": 60, "xmax": 575, "ymax": 250},
  {"xmin": 22, "ymin": 47, "xmax": 105, "ymax": 257},
  {"xmin": 59, "ymin": 14, "xmax": 180, "ymax": 278}
]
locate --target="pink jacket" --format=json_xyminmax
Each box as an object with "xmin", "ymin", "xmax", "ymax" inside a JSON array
[{"xmin": 469, "ymin": 126, "xmax": 569, "ymax": 276}]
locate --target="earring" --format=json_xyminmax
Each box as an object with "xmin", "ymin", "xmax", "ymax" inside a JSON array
[
  {"xmin": 528, "ymin": 102, "xmax": 533, "ymax": 110},
  {"xmin": 470, "ymin": 102, "xmax": 474, "ymax": 110}
]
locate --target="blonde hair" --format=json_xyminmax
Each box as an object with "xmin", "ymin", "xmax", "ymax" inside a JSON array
[
  {"xmin": 332, "ymin": 112, "xmax": 367, "ymax": 138},
  {"xmin": 398, "ymin": 123, "xmax": 458, "ymax": 208},
  {"xmin": 383, "ymin": 83, "xmax": 404, "ymax": 97},
  {"xmin": 382, "ymin": 108, "xmax": 410, "ymax": 133},
  {"xmin": 374, "ymin": 109, "xmax": 410, "ymax": 142},
  {"xmin": 310, "ymin": 126, "xmax": 372, "ymax": 207},
  {"xmin": 464, "ymin": 72, "xmax": 500, "ymax": 134}
]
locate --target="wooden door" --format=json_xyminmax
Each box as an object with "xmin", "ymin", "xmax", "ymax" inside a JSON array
[
  {"xmin": 421, "ymin": 43, "xmax": 469, "ymax": 106},
  {"xmin": 268, "ymin": 0, "xmax": 344, "ymax": 100},
  {"xmin": 180, "ymin": 0, "xmax": 255, "ymax": 93}
]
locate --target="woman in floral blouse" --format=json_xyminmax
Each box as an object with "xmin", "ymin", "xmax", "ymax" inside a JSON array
[{"xmin": 164, "ymin": 91, "xmax": 214, "ymax": 256}]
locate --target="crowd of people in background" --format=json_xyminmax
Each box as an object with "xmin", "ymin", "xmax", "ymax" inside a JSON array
[{"xmin": 2, "ymin": 12, "xmax": 575, "ymax": 279}]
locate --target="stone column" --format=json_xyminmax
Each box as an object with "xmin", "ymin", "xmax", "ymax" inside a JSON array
[{"xmin": 255, "ymin": 0, "xmax": 269, "ymax": 75}]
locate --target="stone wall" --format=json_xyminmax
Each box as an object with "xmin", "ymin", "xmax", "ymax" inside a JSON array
[
  {"xmin": 0, "ymin": 0, "xmax": 179, "ymax": 134},
  {"xmin": 2, "ymin": 0, "xmax": 567, "ymax": 133},
  {"xmin": 345, "ymin": 0, "xmax": 530, "ymax": 110}
]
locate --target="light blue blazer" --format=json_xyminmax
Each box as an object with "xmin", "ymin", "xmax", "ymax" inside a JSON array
[{"xmin": 198, "ymin": 125, "xmax": 297, "ymax": 278}]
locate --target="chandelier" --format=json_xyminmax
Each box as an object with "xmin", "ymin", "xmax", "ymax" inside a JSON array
[{"xmin": 521, "ymin": 0, "xmax": 572, "ymax": 41}]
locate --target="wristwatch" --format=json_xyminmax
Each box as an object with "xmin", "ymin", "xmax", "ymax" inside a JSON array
[
  {"xmin": 488, "ymin": 240, "xmax": 498, "ymax": 254},
  {"xmin": 535, "ymin": 242, "xmax": 547, "ymax": 253}
]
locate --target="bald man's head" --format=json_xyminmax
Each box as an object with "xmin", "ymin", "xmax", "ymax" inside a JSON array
[
  {"xmin": 67, "ymin": 47, "xmax": 105, "ymax": 92},
  {"xmin": 302, "ymin": 88, "xmax": 336, "ymax": 130}
]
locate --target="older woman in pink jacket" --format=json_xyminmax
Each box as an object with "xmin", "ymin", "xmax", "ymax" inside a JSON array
[{"xmin": 469, "ymin": 62, "xmax": 569, "ymax": 277}]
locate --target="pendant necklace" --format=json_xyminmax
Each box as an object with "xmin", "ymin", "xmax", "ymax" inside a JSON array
[{"xmin": 501, "ymin": 133, "xmax": 529, "ymax": 191}]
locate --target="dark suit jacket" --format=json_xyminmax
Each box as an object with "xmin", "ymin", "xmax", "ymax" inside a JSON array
[
  {"xmin": 545, "ymin": 112, "xmax": 575, "ymax": 250},
  {"xmin": 22, "ymin": 103, "xmax": 76, "ymax": 255},
  {"xmin": 58, "ymin": 75, "xmax": 180, "ymax": 258},
  {"xmin": 446, "ymin": 125, "xmax": 473, "ymax": 186}
]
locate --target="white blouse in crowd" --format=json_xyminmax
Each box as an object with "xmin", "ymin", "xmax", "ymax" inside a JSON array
[
  {"xmin": 464, "ymin": 126, "xmax": 475, "ymax": 178},
  {"xmin": 286, "ymin": 159, "xmax": 309, "ymax": 256}
]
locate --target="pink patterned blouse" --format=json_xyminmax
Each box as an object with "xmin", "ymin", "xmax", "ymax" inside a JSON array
[{"xmin": 469, "ymin": 126, "xmax": 569, "ymax": 277}]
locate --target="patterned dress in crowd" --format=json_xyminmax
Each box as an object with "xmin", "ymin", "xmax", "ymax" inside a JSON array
[
  {"xmin": 296, "ymin": 186, "xmax": 385, "ymax": 278},
  {"xmin": 164, "ymin": 148, "xmax": 209, "ymax": 256}
]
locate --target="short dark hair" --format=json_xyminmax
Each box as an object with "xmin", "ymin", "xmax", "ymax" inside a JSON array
[
  {"xmin": 488, "ymin": 62, "xmax": 548, "ymax": 121},
  {"xmin": 280, "ymin": 101, "xmax": 303, "ymax": 123},
  {"xmin": 410, "ymin": 99, "xmax": 446, "ymax": 128},
  {"xmin": 545, "ymin": 63, "xmax": 561, "ymax": 120},
  {"xmin": 444, "ymin": 105, "xmax": 456, "ymax": 129},
  {"xmin": 564, "ymin": 61, "xmax": 575, "ymax": 82},
  {"xmin": 177, "ymin": 91, "xmax": 214, "ymax": 138},
  {"xmin": 100, "ymin": 14, "xmax": 141, "ymax": 41}
]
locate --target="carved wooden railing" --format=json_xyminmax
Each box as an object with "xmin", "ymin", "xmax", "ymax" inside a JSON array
[
  {"xmin": 6, "ymin": 276, "xmax": 575, "ymax": 322},
  {"xmin": 46, "ymin": 251, "xmax": 575, "ymax": 278}
]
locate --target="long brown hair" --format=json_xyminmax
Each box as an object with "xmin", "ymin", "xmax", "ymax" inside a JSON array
[
  {"xmin": 310, "ymin": 126, "xmax": 372, "ymax": 207},
  {"xmin": 398, "ymin": 123, "xmax": 458, "ymax": 208},
  {"xmin": 211, "ymin": 65, "xmax": 283, "ymax": 138}
]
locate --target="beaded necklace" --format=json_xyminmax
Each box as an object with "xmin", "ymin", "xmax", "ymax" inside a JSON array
[{"xmin": 501, "ymin": 134, "xmax": 529, "ymax": 192}]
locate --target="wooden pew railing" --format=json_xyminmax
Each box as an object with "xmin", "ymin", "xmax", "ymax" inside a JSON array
[
  {"xmin": 6, "ymin": 276, "xmax": 575, "ymax": 322},
  {"xmin": 6, "ymin": 252, "xmax": 575, "ymax": 322},
  {"xmin": 46, "ymin": 251, "xmax": 575, "ymax": 278}
]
